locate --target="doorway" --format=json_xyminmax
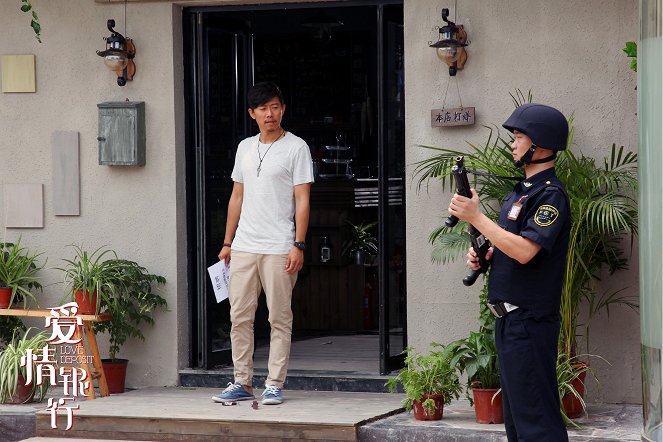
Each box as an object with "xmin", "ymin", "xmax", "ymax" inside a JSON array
[{"xmin": 184, "ymin": 1, "xmax": 406, "ymax": 375}]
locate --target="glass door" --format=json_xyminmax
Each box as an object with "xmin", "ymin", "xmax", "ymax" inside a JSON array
[
  {"xmin": 185, "ymin": 13, "xmax": 253, "ymax": 368},
  {"xmin": 378, "ymin": 4, "xmax": 406, "ymax": 374}
]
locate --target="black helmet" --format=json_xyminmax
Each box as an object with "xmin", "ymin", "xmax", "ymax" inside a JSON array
[{"xmin": 502, "ymin": 103, "xmax": 568, "ymax": 151}]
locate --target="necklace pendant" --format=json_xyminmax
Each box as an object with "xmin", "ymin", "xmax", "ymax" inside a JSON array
[{"xmin": 257, "ymin": 165, "xmax": 261, "ymax": 177}]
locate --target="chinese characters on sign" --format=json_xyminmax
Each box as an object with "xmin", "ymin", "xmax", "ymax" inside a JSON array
[
  {"xmin": 431, "ymin": 107, "xmax": 475, "ymax": 127},
  {"xmin": 19, "ymin": 302, "xmax": 89, "ymax": 431}
]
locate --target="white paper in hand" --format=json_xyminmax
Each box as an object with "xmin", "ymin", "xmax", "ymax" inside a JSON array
[{"xmin": 207, "ymin": 260, "xmax": 231, "ymax": 303}]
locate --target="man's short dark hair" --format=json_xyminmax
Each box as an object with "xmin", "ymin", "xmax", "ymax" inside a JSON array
[{"xmin": 248, "ymin": 81, "xmax": 284, "ymax": 109}]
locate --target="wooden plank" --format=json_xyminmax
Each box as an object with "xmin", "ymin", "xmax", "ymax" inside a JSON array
[
  {"xmin": 37, "ymin": 415, "xmax": 358, "ymax": 441},
  {"xmin": 0, "ymin": 308, "xmax": 111, "ymax": 322},
  {"xmin": 431, "ymin": 107, "xmax": 475, "ymax": 127}
]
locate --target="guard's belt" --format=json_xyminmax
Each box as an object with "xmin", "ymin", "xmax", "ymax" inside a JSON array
[{"xmin": 487, "ymin": 301, "xmax": 518, "ymax": 318}]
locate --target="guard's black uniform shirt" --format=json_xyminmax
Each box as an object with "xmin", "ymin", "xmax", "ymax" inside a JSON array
[{"xmin": 487, "ymin": 167, "xmax": 570, "ymax": 318}]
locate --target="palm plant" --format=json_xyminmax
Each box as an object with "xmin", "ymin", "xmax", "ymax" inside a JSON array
[
  {"xmin": 343, "ymin": 221, "xmax": 378, "ymax": 264},
  {"xmin": 414, "ymin": 93, "xmax": 638, "ymax": 359}
]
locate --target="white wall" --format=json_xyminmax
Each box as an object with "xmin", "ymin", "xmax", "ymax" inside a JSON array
[
  {"xmin": 0, "ymin": 0, "xmax": 184, "ymax": 388},
  {"xmin": 404, "ymin": 0, "xmax": 641, "ymax": 404}
]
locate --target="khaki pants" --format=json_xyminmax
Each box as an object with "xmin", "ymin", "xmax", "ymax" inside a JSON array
[{"xmin": 229, "ymin": 250, "xmax": 297, "ymax": 389}]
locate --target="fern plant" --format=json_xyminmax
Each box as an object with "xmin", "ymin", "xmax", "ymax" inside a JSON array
[{"xmin": 385, "ymin": 343, "xmax": 462, "ymax": 414}]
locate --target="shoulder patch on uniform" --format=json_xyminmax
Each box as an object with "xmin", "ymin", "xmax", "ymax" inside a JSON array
[{"xmin": 534, "ymin": 204, "xmax": 559, "ymax": 227}]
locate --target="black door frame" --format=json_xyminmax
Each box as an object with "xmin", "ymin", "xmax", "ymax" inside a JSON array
[{"xmin": 183, "ymin": 0, "xmax": 406, "ymax": 373}]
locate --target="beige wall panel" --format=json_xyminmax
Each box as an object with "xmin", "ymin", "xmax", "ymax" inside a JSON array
[
  {"xmin": 4, "ymin": 183, "xmax": 44, "ymax": 228},
  {"xmin": 1, "ymin": 54, "xmax": 36, "ymax": 93},
  {"xmin": 52, "ymin": 131, "xmax": 81, "ymax": 216}
]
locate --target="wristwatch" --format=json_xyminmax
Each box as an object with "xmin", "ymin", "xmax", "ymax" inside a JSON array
[{"xmin": 293, "ymin": 241, "xmax": 306, "ymax": 251}]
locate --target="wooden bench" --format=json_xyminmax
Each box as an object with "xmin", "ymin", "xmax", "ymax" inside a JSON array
[{"xmin": 0, "ymin": 308, "xmax": 111, "ymax": 399}]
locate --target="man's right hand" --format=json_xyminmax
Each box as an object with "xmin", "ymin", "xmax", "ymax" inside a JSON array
[
  {"xmin": 466, "ymin": 246, "xmax": 493, "ymax": 270},
  {"xmin": 218, "ymin": 245, "xmax": 231, "ymax": 265}
]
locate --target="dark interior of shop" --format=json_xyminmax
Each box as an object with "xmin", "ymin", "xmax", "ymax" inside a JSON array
[{"xmin": 186, "ymin": 3, "xmax": 405, "ymax": 371}]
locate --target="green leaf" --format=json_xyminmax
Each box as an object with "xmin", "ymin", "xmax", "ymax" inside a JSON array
[{"xmin": 623, "ymin": 41, "xmax": 637, "ymax": 57}]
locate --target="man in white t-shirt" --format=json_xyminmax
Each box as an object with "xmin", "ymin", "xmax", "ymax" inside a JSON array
[{"xmin": 212, "ymin": 82, "xmax": 314, "ymax": 406}]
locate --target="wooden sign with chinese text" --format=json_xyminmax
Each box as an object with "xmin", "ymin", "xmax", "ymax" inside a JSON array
[{"xmin": 431, "ymin": 107, "xmax": 475, "ymax": 127}]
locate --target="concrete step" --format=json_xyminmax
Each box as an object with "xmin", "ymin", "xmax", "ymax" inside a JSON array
[
  {"xmin": 359, "ymin": 402, "xmax": 642, "ymax": 442},
  {"xmin": 180, "ymin": 368, "xmax": 396, "ymax": 393}
]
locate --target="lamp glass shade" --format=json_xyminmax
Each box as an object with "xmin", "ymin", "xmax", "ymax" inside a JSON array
[
  {"xmin": 104, "ymin": 54, "xmax": 128, "ymax": 70},
  {"xmin": 436, "ymin": 46, "xmax": 459, "ymax": 63}
]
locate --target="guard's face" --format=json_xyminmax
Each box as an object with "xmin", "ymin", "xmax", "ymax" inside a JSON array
[
  {"xmin": 248, "ymin": 97, "xmax": 286, "ymax": 134},
  {"xmin": 511, "ymin": 130, "xmax": 533, "ymax": 162}
]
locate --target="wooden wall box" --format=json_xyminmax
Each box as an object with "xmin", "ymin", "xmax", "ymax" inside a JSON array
[{"xmin": 97, "ymin": 101, "xmax": 146, "ymax": 166}]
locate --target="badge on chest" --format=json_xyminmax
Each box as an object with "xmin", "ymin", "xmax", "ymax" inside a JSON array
[{"xmin": 507, "ymin": 196, "xmax": 527, "ymax": 221}]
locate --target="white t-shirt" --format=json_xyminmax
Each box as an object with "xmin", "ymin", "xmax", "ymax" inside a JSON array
[{"xmin": 231, "ymin": 131, "xmax": 314, "ymax": 254}]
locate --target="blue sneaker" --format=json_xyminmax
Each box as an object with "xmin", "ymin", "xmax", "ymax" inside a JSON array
[
  {"xmin": 261, "ymin": 385, "xmax": 283, "ymax": 405},
  {"xmin": 212, "ymin": 382, "xmax": 254, "ymax": 403}
]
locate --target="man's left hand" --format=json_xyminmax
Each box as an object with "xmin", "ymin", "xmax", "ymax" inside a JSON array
[
  {"xmin": 285, "ymin": 247, "xmax": 304, "ymax": 273},
  {"xmin": 449, "ymin": 188, "xmax": 481, "ymax": 224}
]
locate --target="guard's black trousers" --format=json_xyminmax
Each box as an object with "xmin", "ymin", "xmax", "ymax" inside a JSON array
[{"xmin": 495, "ymin": 310, "xmax": 569, "ymax": 442}]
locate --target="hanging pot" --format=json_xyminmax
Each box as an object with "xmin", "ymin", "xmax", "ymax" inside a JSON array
[
  {"xmin": 75, "ymin": 289, "xmax": 98, "ymax": 315},
  {"xmin": 472, "ymin": 388, "xmax": 504, "ymax": 424},
  {"xmin": 102, "ymin": 359, "xmax": 129, "ymax": 394},
  {"xmin": 412, "ymin": 393, "xmax": 444, "ymax": 420},
  {"xmin": 0, "ymin": 287, "xmax": 12, "ymax": 308}
]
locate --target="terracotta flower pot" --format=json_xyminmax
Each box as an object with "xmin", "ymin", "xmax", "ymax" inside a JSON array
[
  {"xmin": 4, "ymin": 375, "xmax": 34, "ymax": 404},
  {"xmin": 75, "ymin": 289, "xmax": 98, "ymax": 314},
  {"xmin": 412, "ymin": 393, "xmax": 444, "ymax": 420},
  {"xmin": 0, "ymin": 287, "xmax": 12, "ymax": 308},
  {"xmin": 102, "ymin": 359, "xmax": 128, "ymax": 394},
  {"xmin": 472, "ymin": 388, "xmax": 504, "ymax": 424},
  {"xmin": 563, "ymin": 366, "xmax": 588, "ymax": 419}
]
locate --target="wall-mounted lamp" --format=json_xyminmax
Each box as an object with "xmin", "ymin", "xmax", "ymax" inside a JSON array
[
  {"xmin": 96, "ymin": 19, "xmax": 136, "ymax": 86},
  {"xmin": 429, "ymin": 8, "xmax": 468, "ymax": 76}
]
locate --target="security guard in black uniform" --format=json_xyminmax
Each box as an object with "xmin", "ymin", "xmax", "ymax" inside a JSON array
[{"xmin": 448, "ymin": 103, "xmax": 571, "ymax": 441}]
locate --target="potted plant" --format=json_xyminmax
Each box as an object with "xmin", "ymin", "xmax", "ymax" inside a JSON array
[
  {"xmin": 0, "ymin": 327, "xmax": 51, "ymax": 404},
  {"xmin": 0, "ymin": 239, "xmax": 44, "ymax": 309},
  {"xmin": 93, "ymin": 258, "xmax": 167, "ymax": 394},
  {"xmin": 413, "ymin": 91, "xmax": 638, "ymax": 417},
  {"xmin": 557, "ymin": 351, "xmax": 600, "ymax": 424},
  {"xmin": 0, "ymin": 317, "xmax": 25, "ymax": 347},
  {"xmin": 443, "ymin": 286, "xmax": 503, "ymax": 424},
  {"xmin": 385, "ymin": 343, "xmax": 462, "ymax": 420},
  {"xmin": 343, "ymin": 221, "xmax": 378, "ymax": 265},
  {"xmin": 57, "ymin": 245, "xmax": 125, "ymax": 314}
]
